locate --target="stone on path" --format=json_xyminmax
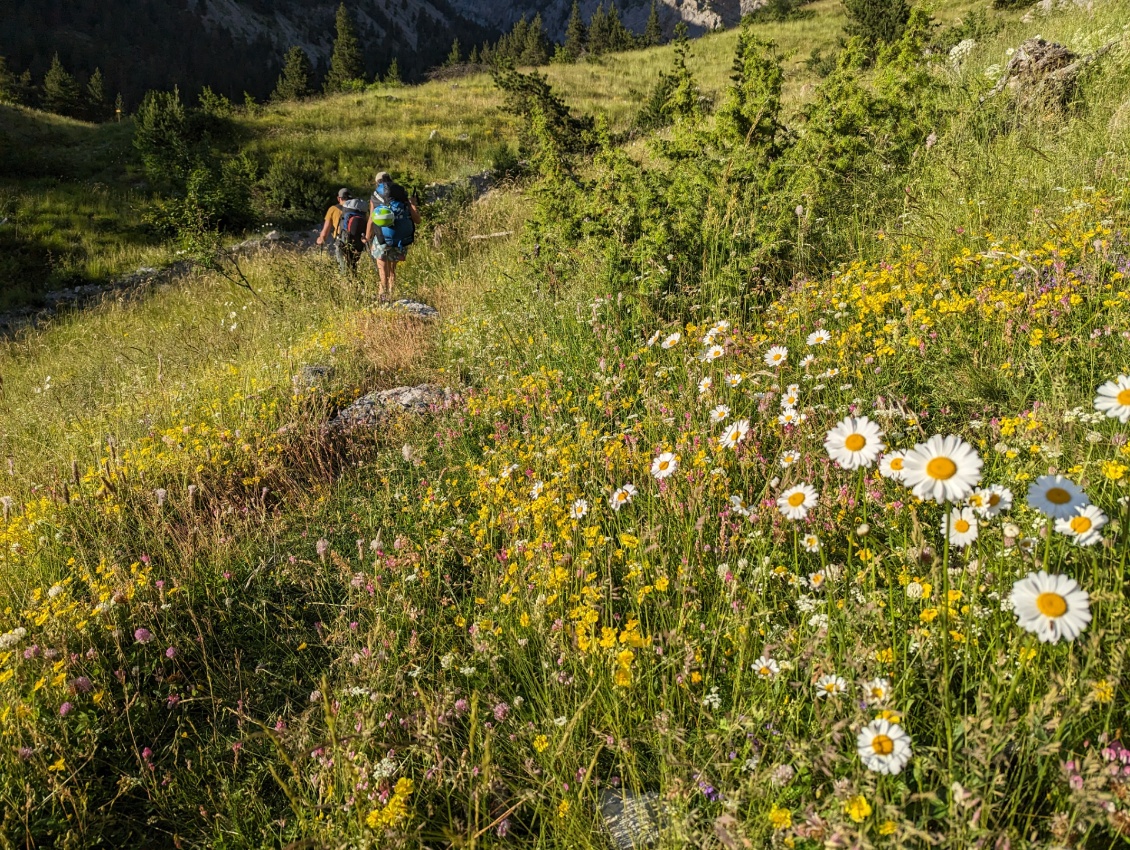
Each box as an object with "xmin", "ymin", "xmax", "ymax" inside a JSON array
[
  {"xmin": 384, "ymin": 299, "xmax": 440, "ymax": 320},
  {"xmin": 329, "ymin": 384, "xmax": 452, "ymax": 430},
  {"xmin": 600, "ymin": 790, "xmax": 661, "ymax": 850}
]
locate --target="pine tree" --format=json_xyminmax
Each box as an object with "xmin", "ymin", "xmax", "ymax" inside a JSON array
[
  {"xmin": 273, "ymin": 46, "xmax": 314, "ymax": 101},
  {"xmin": 843, "ymin": 0, "xmax": 911, "ymax": 45},
  {"xmin": 446, "ymin": 39, "xmax": 461, "ymax": 66},
  {"xmin": 0, "ymin": 56, "xmax": 18, "ymax": 104},
  {"xmin": 43, "ymin": 53, "xmax": 82, "ymax": 117},
  {"xmin": 643, "ymin": 1, "xmax": 663, "ymax": 47},
  {"xmin": 384, "ymin": 57, "xmax": 401, "ymax": 85},
  {"xmin": 588, "ymin": 4, "xmax": 610, "ymax": 55},
  {"xmin": 86, "ymin": 67, "xmax": 108, "ymax": 120},
  {"xmin": 521, "ymin": 14, "xmax": 550, "ymax": 66},
  {"xmin": 324, "ymin": 3, "xmax": 365, "ymax": 93},
  {"xmin": 114, "ymin": 92, "xmax": 124, "ymax": 121},
  {"xmin": 469, "ymin": 44, "xmax": 481, "ymax": 64},
  {"xmin": 664, "ymin": 22, "xmax": 699, "ymax": 120},
  {"xmin": 563, "ymin": 0, "xmax": 587, "ymax": 61},
  {"xmin": 605, "ymin": 3, "xmax": 635, "ymax": 52}
]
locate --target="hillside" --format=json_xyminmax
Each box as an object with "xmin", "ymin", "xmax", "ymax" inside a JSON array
[{"xmin": 1, "ymin": 0, "xmax": 1130, "ymax": 847}]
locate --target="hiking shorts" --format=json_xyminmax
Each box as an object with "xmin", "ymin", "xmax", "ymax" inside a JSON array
[{"xmin": 371, "ymin": 242, "xmax": 408, "ymax": 263}]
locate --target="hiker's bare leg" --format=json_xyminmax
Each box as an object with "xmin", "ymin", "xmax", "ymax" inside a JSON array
[
  {"xmin": 377, "ymin": 257, "xmax": 393, "ymax": 301},
  {"xmin": 387, "ymin": 260, "xmax": 398, "ymax": 297}
]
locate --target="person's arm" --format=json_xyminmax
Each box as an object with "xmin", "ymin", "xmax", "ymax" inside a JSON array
[
  {"xmin": 365, "ymin": 201, "xmax": 374, "ymax": 244},
  {"xmin": 409, "ymin": 199, "xmax": 421, "ymax": 226},
  {"xmin": 315, "ymin": 209, "xmax": 333, "ymax": 245}
]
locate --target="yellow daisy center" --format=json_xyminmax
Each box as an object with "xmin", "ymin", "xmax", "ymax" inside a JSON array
[
  {"xmin": 890, "ymin": 457, "xmax": 904, "ymax": 471},
  {"xmin": 871, "ymin": 734, "xmax": 895, "ymax": 756},
  {"xmin": 1036, "ymin": 591, "xmax": 1068, "ymax": 618},
  {"xmin": 788, "ymin": 492, "xmax": 806, "ymax": 507},
  {"xmin": 954, "ymin": 519, "xmax": 970, "ymax": 533},
  {"xmin": 1045, "ymin": 487, "xmax": 1071, "ymax": 505},
  {"xmin": 759, "ymin": 666, "xmax": 771, "ymax": 676},
  {"xmin": 658, "ymin": 461, "xmax": 669, "ymax": 471},
  {"xmin": 926, "ymin": 457, "xmax": 957, "ymax": 480},
  {"xmin": 823, "ymin": 683, "xmax": 837, "ymax": 693},
  {"xmin": 870, "ymin": 687, "xmax": 884, "ymax": 699},
  {"xmin": 1118, "ymin": 388, "xmax": 1130, "ymax": 405},
  {"xmin": 845, "ymin": 434, "xmax": 866, "ymax": 452},
  {"xmin": 987, "ymin": 493, "xmax": 1001, "ymax": 507},
  {"xmin": 1069, "ymin": 516, "xmax": 1092, "ymax": 534}
]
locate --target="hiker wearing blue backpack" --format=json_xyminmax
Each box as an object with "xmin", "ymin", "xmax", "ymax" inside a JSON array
[
  {"xmin": 316, "ymin": 188, "xmax": 368, "ymax": 274},
  {"xmin": 365, "ymin": 171, "xmax": 421, "ymax": 303}
]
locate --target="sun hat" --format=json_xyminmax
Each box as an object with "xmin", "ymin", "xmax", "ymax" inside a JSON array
[{"xmin": 337, "ymin": 187, "xmax": 351, "ymax": 199}]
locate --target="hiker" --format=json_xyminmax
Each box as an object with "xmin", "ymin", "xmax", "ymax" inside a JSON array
[
  {"xmin": 316, "ymin": 188, "xmax": 368, "ymax": 274},
  {"xmin": 365, "ymin": 171, "xmax": 421, "ymax": 302}
]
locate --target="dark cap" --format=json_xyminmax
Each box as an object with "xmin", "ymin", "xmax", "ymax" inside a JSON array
[{"xmin": 337, "ymin": 187, "xmax": 351, "ymax": 199}]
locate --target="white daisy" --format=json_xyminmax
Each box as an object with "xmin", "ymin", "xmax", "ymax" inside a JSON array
[
  {"xmin": 1027, "ymin": 475, "xmax": 1089, "ymax": 519},
  {"xmin": 802, "ymin": 533, "xmax": 821, "ymax": 553},
  {"xmin": 700, "ymin": 344, "xmax": 724, "ymax": 362},
  {"xmin": 861, "ymin": 677, "xmax": 891, "ymax": 706},
  {"xmin": 765, "ymin": 345, "xmax": 788, "ymax": 367},
  {"xmin": 878, "ymin": 451, "xmax": 906, "ymax": 481},
  {"xmin": 824, "ymin": 416, "xmax": 885, "ymax": 470},
  {"xmin": 651, "ymin": 452, "xmax": 678, "ymax": 480},
  {"xmin": 807, "ymin": 329, "xmax": 831, "ymax": 346},
  {"xmin": 530, "ymin": 480, "xmax": 544, "ymax": 499},
  {"xmin": 943, "ymin": 506, "xmax": 979, "ymax": 548},
  {"xmin": 969, "ymin": 484, "xmax": 1012, "ymax": 519},
  {"xmin": 807, "ymin": 570, "xmax": 826, "ymax": 590},
  {"xmin": 778, "ymin": 408, "xmax": 806, "ymax": 427},
  {"xmin": 709, "ymin": 404, "xmax": 730, "ymax": 424},
  {"xmin": 814, "ymin": 674, "xmax": 847, "ymax": 698},
  {"xmin": 777, "ymin": 483, "xmax": 818, "ymax": 520},
  {"xmin": 857, "ymin": 719, "xmax": 912, "ymax": 775},
  {"xmin": 780, "ymin": 390, "xmax": 800, "ymax": 408},
  {"xmin": 1009, "ymin": 570, "xmax": 1091, "ymax": 643},
  {"xmin": 720, "ymin": 419, "xmax": 751, "ymax": 450},
  {"xmin": 1094, "ymin": 375, "xmax": 1130, "ymax": 423},
  {"xmin": 779, "ymin": 450, "xmax": 800, "ymax": 467},
  {"xmin": 569, "ymin": 499, "xmax": 588, "ymax": 519},
  {"xmin": 799, "ymin": 354, "xmax": 815, "ymax": 368},
  {"xmin": 646, "ymin": 331, "xmax": 661, "ymax": 347},
  {"xmin": 698, "ymin": 376, "xmax": 713, "ymax": 395},
  {"xmin": 730, "ymin": 495, "xmax": 753, "ymax": 517},
  {"xmin": 753, "ymin": 656, "xmax": 779, "ymax": 679},
  {"xmin": 900, "ymin": 434, "xmax": 983, "ymax": 503},
  {"xmin": 661, "ymin": 332, "xmax": 681, "ymax": 349},
  {"xmin": 609, "ymin": 484, "xmax": 637, "ymax": 511},
  {"xmin": 1054, "ymin": 504, "xmax": 1106, "ymax": 546},
  {"xmin": 725, "ymin": 373, "xmax": 743, "ymax": 388}
]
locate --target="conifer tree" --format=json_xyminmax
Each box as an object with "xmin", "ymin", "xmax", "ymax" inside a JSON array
[
  {"xmin": 324, "ymin": 4, "xmax": 365, "ymax": 93},
  {"xmin": 605, "ymin": 4, "xmax": 635, "ymax": 51},
  {"xmin": 664, "ymin": 22, "xmax": 699, "ymax": 120},
  {"xmin": 843, "ymin": 0, "xmax": 911, "ymax": 45},
  {"xmin": 384, "ymin": 57, "xmax": 401, "ymax": 85},
  {"xmin": 86, "ymin": 67, "xmax": 108, "ymax": 120},
  {"xmin": 521, "ymin": 14, "xmax": 551, "ymax": 66},
  {"xmin": 469, "ymin": 45, "xmax": 481, "ymax": 64},
  {"xmin": 273, "ymin": 46, "xmax": 314, "ymax": 101},
  {"xmin": 446, "ymin": 39, "xmax": 461, "ymax": 66},
  {"xmin": 43, "ymin": 53, "xmax": 82, "ymax": 117},
  {"xmin": 564, "ymin": 1, "xmax": 587, "ymax": 61},
  {"xmin": 643, "ymin": 1, "xmax": 663, "ymax": 47},
  {"xmin": 0, "ymin": 56, "xmax": 18, "ymax": 105},
  {"xmin": 588, "ymin": 4, "xmax": 610, "ymax": 55}
]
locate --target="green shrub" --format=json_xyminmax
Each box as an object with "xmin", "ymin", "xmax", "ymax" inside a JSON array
[{"xmin": 260, "ymin": 153, "xmax": 329, "ymax": 220}]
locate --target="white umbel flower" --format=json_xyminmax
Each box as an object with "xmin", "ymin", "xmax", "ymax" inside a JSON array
[
  {"xmin": 1094, "ymin": 374, "xmax": 1130, "ymax": 423},
  {"xmin": 1009, "ymin": 570, "xmax": 1091, "ymax": 643},
  {"xmin": 609, "ymin": 484, "xmax": 637, "ymax": 511},
  {"xmin": 1054, "ymin": 504, "xmax": 1106, "ymax": 546},
  {"xmin": 777, "ymin": 483, "xmax": 818, "ymax": 520},
  {"xmin": 878, "ymin": 451, "xmax": 906, "ymax": 481},
  {"xmin": 1027, "ymin": 475, "xmax": 1089, "ymax": 519},
  {"xmin": 720, "ymin": 419, "xmax": 750, "ymax": 450},
  {"xmin": 824, "ymin": 416, "xmax": 885, "ymax": 470},
  {"xmin": 857, "ymin": 719, "xmax": 912, "ymax": 775},
  {"xmin": 943, "ymin": 506, "xmax": 979, "ymax": 548},
  {"xmin": 901, "ymin": 434, "xmax": 982, "ymax": 503},
  {"xmin": 651, "ymin": 452, "xmax": 678, "ymax": 480},
  {"xmin": 765, "ymin": 345, "xmax": 788, "ymax": 367},
  {"xmin": 753, "ymin": 656, "xmax": 780, "ymax": 678}
]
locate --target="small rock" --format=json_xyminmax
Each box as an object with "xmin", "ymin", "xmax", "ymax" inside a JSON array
[
  {"xmin": 264, "ymin": 230, "xmax": 283, "ymax": 242},
  {"xmin": 386, "ymin": 299, "xmax": 440, "ymax": 320},
  {"xmin": 293, "ymin": 364, "xmax": 335, "ymax": 392},
  {"xmin": 600, "ymin": 790, "xmax": 661, "ymax": 850},
  {"xmin": 330, "ymin": 384, "xmax": 451, "ymax": 430}
]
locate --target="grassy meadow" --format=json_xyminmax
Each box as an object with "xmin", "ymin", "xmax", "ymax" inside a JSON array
[{"xmin": 2, "ymin": 0, "xmax": 1130, "ymax": 847}]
